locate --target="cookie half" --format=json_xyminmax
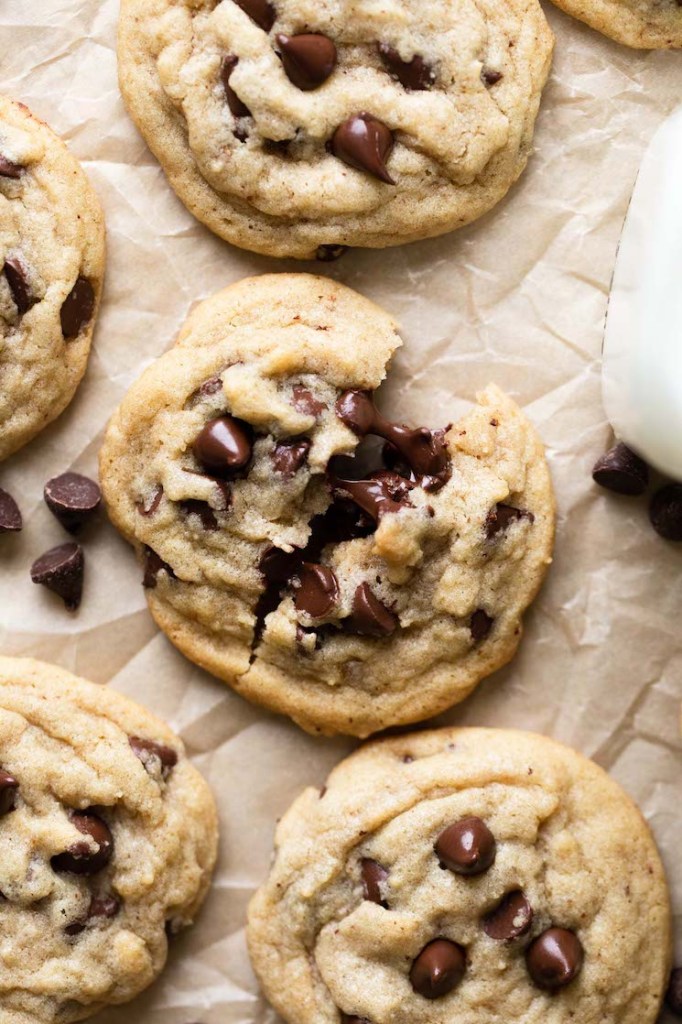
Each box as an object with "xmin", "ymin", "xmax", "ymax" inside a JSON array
[
  {"xmin": 100, "ymin": 274, "xmax": 554, "ymax": 737},
  {"xmin": 0, "ymin": 97, "xmax": 105, "ymax": 461},
  {"xmin": 549, "ymin": 0, "xmax": 681, "ymax": 48},
  {"xmin": 0, "ymin": 657, "xmax": 218, "ymax": 1024},
  {"xmin": 248, "ymin": 727, "xmax": 672, "ymax": 1024},
  {"xmin": 117, "ymin": 0, "xmax": 554, "ymax": 258}
]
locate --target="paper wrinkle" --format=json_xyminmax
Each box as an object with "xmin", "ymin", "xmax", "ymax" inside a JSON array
[{"xmin": 0, "ymin": 1, "xmax": 681, "ymax": 1020}]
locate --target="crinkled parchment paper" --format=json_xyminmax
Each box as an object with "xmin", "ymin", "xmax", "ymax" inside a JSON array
[{"xmin": 0, "ymin": 2, "xmax": 681, "ymax": 1020}]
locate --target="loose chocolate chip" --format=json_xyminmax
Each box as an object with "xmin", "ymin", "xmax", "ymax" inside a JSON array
[
  {"xmin": 60, "ymin": 276, "xmax": 95, "ymax": 339},
  {"xmin": 666, "ymin": 968, "xmax": 682, "ymax": 1015},
  {"xmin": 142, "ymin": 546, "xmax": 175, "ymax": 589},
  {"xmin": 0, "ymin": 488, "xmax": 22, "ymax": 532},
  {"xmin": 234, "ymin": 0, "xmax": 275, "ymax": 31},
  {"xmin": 361, "ymin": 858, "xmax": 389, "ymax": 906},
  {"xmin": 592, "ymin": 442, "xmax": 649, "ymax": 496},
  {"xmin": 30, "ymin": 542, "xmax": 84, "ymax": 610},
  {"xmin": 292, "ymin": 384, "xmax": 326, "ymax": 417},
  {"xmin": 331, "ymin": 114, "xmax": 395, "ymax": 185},
  {"xmin": 649, "ymin": 484, "xmax": 682, "ymax": 541},
  {"xmin": 294, "ymin": 562, "xmax": 339, "ymax": 618},
  {"xmin": 410, "ymin": 939, "xmax": 466, "ymax": 999},
  {"xmin": 4, "ymin": 257, "xmax": 35, "ymax": 314},
  {"xmin": 346, "ymin": 582, "xmax": 398, "ymax": 637},
  {"xmin": 0, "ymin": 769, "xmax": 18, "ymax": 816},
  {"xmin": 221, "ymin": 56, "xmax": 251, "ymax": 117},
  {"xmin": 0, "ymin": 153, "xmax": 23, "ymax": 178},
  {"xmin": 483, "ymin": 890, "xmax": 533, "ymax": 940},
  {"xmin": 44, "ymin": 472, "xmax": 101, "ymax": 533},
  {"xmin": 526, "ymin": 928, "xmax": 584, "ymax": 990},
  {"xmin": 52, "ymin": 812, "xmax": 113, "ymax": 875},
  {"xmin": 485, "ymin": 503, "xmax": 534, "ymax": 539},
  {"xmin": 130, "ymin": 736, "xmax": 178, "ymax": 777},
  {"xmin": 180, "ymin": 499, "xmax": 219, "ymax": 531},
  {"xmin": 435, "ymin": 817, "xmax": 496, "ymax": 875},
  {"xmin": 315, "ymin": 244, "xmax": 348, "ymax": 262},
  {"xmin": 470, "ymin": 609, "xmax": 493, "ymax": 642},
  {"xmin": 137, "ymin": 484, "xmax": 163, "ymax": 517},
  {"xmin": 272, "ymin": 438, "xmax": 311, "ymax": 477},
  {"xmin": 482, "ymin": 68, "xmax": 503, "ymax": 85},
  {"xmin": 378, "ymin": 43, "xmax": 435, "ymax": 90},
  {"xmin": 277, "ymin": 33, "xmax": 337, "ymax": 90},
  {"xmin": 193, "ymin": 415, "xmax": 253, "ymax": 477}
]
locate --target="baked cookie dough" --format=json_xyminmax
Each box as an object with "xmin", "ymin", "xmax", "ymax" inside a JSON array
[
  {"xmin": 248, "ymin": 727, "xmax": 672, "ymax": 1024},
  {"xmin": 0, "ymin": 657, "xmax": 218, "ymax": 1024},
  {"xmin": 100, "ymin": 274, "xmax": 554, "ymax": 737},
  {"xmin": 117, "ymin": 0, "xmax": 554, "ymax": 258},
  {"xmin": 549, "ymin": 0, "xmax": 681, "ymax": 48},
  {"xmin": 0, "ymin": 97, "xmax": 105, "ymax": 461}
]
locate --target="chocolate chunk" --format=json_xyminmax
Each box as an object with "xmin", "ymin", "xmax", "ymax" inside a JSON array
[
  {"xmin": 435, "ymin": 817, "xmax": 496, "ymax": 875},
  {"xmin": 526, "ymin": 928, "xmax": 584, "ymax": 990},
  {"xmin": 346, "ymin": 583, "xmax": 398, "ymax": 637},
  {"xmin": 180, "ymin": 499, "xmax": 219, "ymax": 531},
  {"xmin": 221, "ymin": 56, "xmax": 251, "ymax": 117},
  {"xmin": 30, "ymin": 542, "xmax": 84, "ymax": 610},
  {"xmin": 277, "ymin": 33, "xmax": 337, "ymax": 90},
  {"xmin": 361, "ymin": 858, "xmax": 389, "ymax": 906},
  {"xmin": 486, "ymin": 503, "xmax": 534, "ymax": 538},
  {"xmin": 0, "ymin": 153, "xmax": 23, "ymax": 178},
  {"xmin": 316, "ymin": 244, "xmax": 348, "ymax": 262},
  {"xmin": 60, "ymin": 276, "xmax": 95, "ymax": 339},
  {"xmin": 330, "ymin": 471, "xmax": 412, "ymax": 522},
  {"xmin": 378, "ymin": 43, "xmax": 435, "ymax": 90},
  {"xmin": 294, "ymin": 562, "xmax": 339, "ymax": 618},
  {"xmin": 194, "ymin": 415, "xmax": 253, "ymax": 477},
  {"xmin": 649, "ymin": 484, "xmax": 682, "ymax": 541},
  {"xmin": 44, "ymin": 472, "xmax": 101, "ymax": 533},
  {"xmin": 470, "ymin": 609, "xmax": 493, "ymax": 642},
  {"xmin": 0, "ymin": 770, "xmax": 18, "ymax": 816},
  {"xmin": 129, "ymin": 736, "xmax": 178, "ymax": 777},
  {"xmin": 483, "ymin": 890, "xmax": 533, "ymax": 940},
  {"xmin": 4, "ymin": 257, "xmax": 35, "ymax": 314},
  {"xmin": 592, "ymin": 442, "xmax": 649, "ymax": 496},
  {"xmin": 292, "ymin": 385, "xmax": 326, "ymax": 417},
  {"xmin": 666, "ymin": 968, "xmax": 682, "ymax": 1015},
  {"xmin": 331, "ymin": 114, "xmax": 395, "ymax": 185},
  {"xmin": 52, "ymin": 812, "xmax": 113, "ymax": 875},
  {"xmin": 272, "ymin": 438, "xmax": 311, "ymax": 477},
  {"xmin": 0, "ymin": 488, "xmax": 22, "ymax": 533},
  {"xmin": 409, "ymin": 939, "xmax": 466, "ymax": 999},
  {"xmin": 482, "ymin": 68, "xmax": 503, "ymax": 86},
  {"xmin": 234, "ymin": 0, "xmax": 275, "ymax": 31},
  {"xmin": 142, "ymin": 546, "xmax": 175, "ymax": 589},
  {"xmin": 137, "ymin": 485, "xmax": 163, "ymax": 517}
]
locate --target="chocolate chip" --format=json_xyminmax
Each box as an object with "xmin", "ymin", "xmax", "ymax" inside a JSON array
[
  {"xmin": 272, "ymin": 438, "xmax": 311, "ymax": 477},
  {"xmin": 329, "ymin": 470, "xmax": 412, "ymax": 522},
  {"xmin": 345, "ymin": 583, "xmax": 398, "ymax": 637},
  {"xmin": 315, "ymin": 244, "xmax": 348, "ymax": 262},
  {"xmin": 470, "ymin": 609, "xmax": 493, "ymax": 642},
  {"xmin": 526, "ymin": 928, "xmax": 584, "ymax": 990},
  {"xmin": 44, "ymin": 472, "xmax": 101, "ymax": 533},
  {"xmin": 341, "ymin": 1016, "xmax": 371, "ymax": 1024},
  {"xmin": 30, "ymin": 542, "xmax": 84, "ymax": 610},
  {"xmin": 193, "ymin": 415, "xmax": 253, "ymax": 477},
  {"xmin": 331, "ymin": 114, "xmax": 395, "ymax": 185},
  {"xmin": 0, "ymin": 488, "xmax": 22, "ymax": 533},
  {"xmin": 277, "ymin": 33, "xmax": 337, "ymax": 90},
  {"xmin": 666, "ymin": 968, "xmax": 682, "ymax": 1015},
  {"xmin": 129, "ymin": 736, "xmax": 178, "ymax": 777},
  {"xmin": 137, "ymin": 485, "xmax": 163, "ymax": 517},
  {"xmin": 221, "ymin": 56, "xmax": 251, "ymax": 117},
  {"xmin": 197, "ymin": 375, "xmax": 223, "ymax": 397},
  {"xmin": 482, "ymin": 68, "xmax": 503, "ymax": 85},
  {"xmin": 0, "ymin": 770, "xmax": 18, "ymax": 816},
  {"xmin": 649, "ymin": 484, "xmax": 682, "ymax": 541},
  {"xmin": 180, "ymin": 499, "xmax": 219, "ymax": 531},
  {"xmin": 435, "ymin": 817, "xmax": 496, "ymax": 875},
  {"xmin": 52, "ymin": 812, "xmax": 113, "ymax": 875},
  {"xmin": 292, "ymin": 385, "xmax": 326, "ymax": 417},
  {"xmin": 483, "ymin": 890, "xmax": 533, "ymax": 940},
  {"xmin": 592, "ymin": 442, "xmax": 649, "ymax": 496},
  {"xmin": 60, "ymin": 276, "xmax": 95, "ymax": 339},
  {"xmin": 142, "ymin": 546, "xmax": 175, "ymax": 589},
  {"xmin": 486, "ymin": 503, "xmax": 534, "ymax": 539},
  {"xmin": 0, "ymin": 153, "xmax": 23, "ymax": 178},
  {"xmin": 294, "ymin": 562, "xmax": 339, "ymax": 618},
  {"xmin": 361, "ymin": 858, "xmax": 389, "ymax": 906},
  {"xmin": 378, "ymin": 44, "xmax": 435, "ymax": 90},
  {"xmin": 89, "ymin": 894, "xmax": 120, "ymax": 919},
  {"xmin": 409, "ymin": 939, "xmax": 466, "ymax": 999},
  {"xmin": 4, "ymin": 257, "xmax": 35, "ymax": 314},
  {"xmin": 234, "ymin": 0, "xmax": 275, "ymax": 31}
]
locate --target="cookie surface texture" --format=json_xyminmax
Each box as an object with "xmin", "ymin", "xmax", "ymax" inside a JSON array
[
  {"xmin": 117, "ymin": 0, "xmax": 554, "ymax": 258},
  {"xmin": 0, "ymin": 657, "xmax": 218, "ymax": 1024},
  {"xmin": 549, "ymin": 0, "xmax": 681, "ymax": 48}
]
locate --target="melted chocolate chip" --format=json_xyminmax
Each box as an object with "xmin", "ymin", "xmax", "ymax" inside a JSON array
[
  {"xmin": 378, "ymin": 43, "xmax": 435, "ymax": 90},
  {"xmin": 316, "ymin": 244, "xmax": 348, "ymax": 262},
  {"xmin": 346, "ymin": 583, "xmax": 398, "ymax": 636},
  {"xmin": 486, "ymin": 503, "xmax": 534, "ymax": 539},
  {"xmin": 234, "ymin": 0, "xmax": 275, "ymax": 31},
  {"xmin": 30, "ymin": 542, "xmax": 84, "ymax": 610},
  {"xmin": 44, "ymin": 472, "xmax": 101, "ymax": 533},
  {"xmin": 221, "ymin": 56, "xmax": 251, "ymax": 117},
  {"xmin": 526, "ymin": 928, "xmax": 583, "ymax": 990},
  {"xmin": 329, "ymin": 471, "xmax": 412, "ymax": 522},
  {"xmin": 0, "ymin": 770, "xmax": 18, "ymax": 816},
  {"xmin": 137, "ymin": 485, "xmax": 163, "ymax": 517},
  {"xmin": 410, "ymin": 939, "xmax": 466, "ymax": 999},
  {"xmin": 361, "ymin": 858, "xmax": 389, "ymax": 906},
  {"xmin": 60, "ymin": 276, "xmax": 95, "ymax": 339},
  {"xmin": 331, "ymin": 114, "xmax": 395, "ymax": 185},
  {"xmin": 294, "ymin": 562, "xmax": 339, "ymax": 618},
  {"xmin": 292, "ymin": 385, "xmax": 326, "ymax": 417},
  {"xmin": 666, "ymin": 968, "xmax": 682, "ymax": 1014},
  {"xmin": 272, "ymin": 438, "xmax": 311, "ymax": 477},
  {"xmin": 180, "ymin": 499, "xmax": 219, "ymax": 531},
  {"xmin": 483, "ymin": 890, "xmax": 533, "ymax": 940},
  {"xmin": 277, "ymin": 33, "xmax": 337, "ymax": 90},
  {"xmin": 52, "ymin": 812, "xmax": 113, "ymax": 875},
  {"xmin": 482, "ymin": 68, "xmax": 503, "ymax": 86},
  {"xmin": 650, "ymin": 484, "xmax": 682, "ymax": 541},
  {"xmin": 470, "ymin": 609, "xmax": 493, "ymax": 642},
  {"xmin": 435, "ymin": 817, "xmax": 496, "ymax": 875},
  {"xmin": 129, "ymin": 736, "xmax": 178, "ymax": 777},
  {"xmin": 592, "ymin": 442, "xmax": 649, "ymax": 496},
  {"xmin": 194, "ymin": 415, "xmax": 253, "ymax": 478},
  {"xmin": 0, "ymin": 153, "xmax": 23, "ymax": 178},
  {"xmin": 4, "ymin": 257, "xmax": 35, "ymax": 314},
  {"xmin": 0, "ymin": 488, "xmax": 22, "ymax": 533},
  {"xmin": 142, "ymin": 546, "xmax": 175, "ymax": 589}
]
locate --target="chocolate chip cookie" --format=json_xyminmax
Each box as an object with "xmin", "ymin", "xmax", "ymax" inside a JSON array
[
  {"xmin": 248, "ymin": 727, "xmax": 672, "ymax": 1024},
  {"xmin": 0, "ymin": 657, "xmax": 218, "ymax": 1023},
  {"xmin": 100, "ymin": 274, "xmax": 554, "ymax": 737},
  {"xmin": 117, "ymin": 0, "xmax": 554, "ymax": 258},
  {"xmin": 0, "ymin": 97, "xmax": 105, "ymax": 461},
  {"xmin": 549, "ymin": 0, "xmax": 681, "ymax": 48}
]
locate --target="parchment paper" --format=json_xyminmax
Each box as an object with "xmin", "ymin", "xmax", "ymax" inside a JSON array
[{"xmin": 0, "ymin": 2, "xmax": 681, "ymax": 1020}]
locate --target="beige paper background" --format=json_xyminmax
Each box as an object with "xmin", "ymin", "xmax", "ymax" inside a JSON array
[{"xmin": 1, "ymin": 1, "xmax": 681, "ymax": 1020}]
